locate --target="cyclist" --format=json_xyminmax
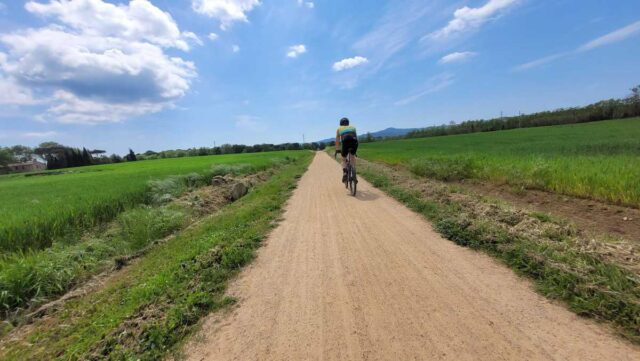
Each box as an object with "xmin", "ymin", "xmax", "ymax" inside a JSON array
[{"xmin": 336, "ymin": 117, "xmax": 358, "ymax": 183}]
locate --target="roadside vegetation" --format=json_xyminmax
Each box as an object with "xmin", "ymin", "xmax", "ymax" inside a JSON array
[
  {"xmin": 406, "ymin": 86, "xmax": 640, "ymax": 139},
  {"xmin": 0, "ymin": 151, "xmax": 305, "ymax": 252},
  {"xmin": 0, "ymin": 152, "xmax": 312, "ymax": 360},
  {"xmin": 359, "ymin": 117, "xmax": 640, "ymax": 207},
  {"xmin": 356, "ymin": 159, "xmax": 640, "ymax": 343},
  {"xmin": 0, "ymin": 154, "xmax": 301, "ymax": 318}
]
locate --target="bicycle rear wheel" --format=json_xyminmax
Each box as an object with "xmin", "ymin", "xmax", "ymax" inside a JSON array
[{"xmin": 348, "ymin": 165, "xmax": 357, "ymax": 196}]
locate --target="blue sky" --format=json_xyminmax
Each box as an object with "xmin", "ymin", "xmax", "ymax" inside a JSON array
[{"xmin": 0, "ymin": 0, "xmax": 639, "ymax": 154}]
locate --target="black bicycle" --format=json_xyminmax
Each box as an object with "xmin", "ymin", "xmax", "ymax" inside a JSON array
[{"xmin": 344, "ymin": 151, "xmax": 357, "ymax": 196}]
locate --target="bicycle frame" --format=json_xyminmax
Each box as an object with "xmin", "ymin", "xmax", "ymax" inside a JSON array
[{"xmin": 344, "ymin": 151, "xmax": 357, "ymax": 196}]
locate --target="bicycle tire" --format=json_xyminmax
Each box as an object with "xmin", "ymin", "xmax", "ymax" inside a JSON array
[{"xmin": 349, "ymin": 165, "xmax": 357, "ymax": 196}]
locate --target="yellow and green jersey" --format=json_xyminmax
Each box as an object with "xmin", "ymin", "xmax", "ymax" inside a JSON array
[{"xmin": 336, "ymin": 125, "xmax": 357, "ymax": 145}]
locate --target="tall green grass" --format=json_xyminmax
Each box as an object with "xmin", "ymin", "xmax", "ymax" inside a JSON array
[
  {"xmin": 0, "ymin": 152, "xmax": 313, "ymax": 360},
  {"xmin": 0, "ymin": 155, "xmax": 302, "ymax": 314},
  {"xmin": 359, "ymin": 118, "xmax": 640, "ymax": 207},
  {"xmin": 0, "ymin": 151, "xmax": 306, "ymax": 252}
]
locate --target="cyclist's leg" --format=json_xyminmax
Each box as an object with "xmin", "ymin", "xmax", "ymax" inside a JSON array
[
  {"xmin": 340, "ymin": 141, "xmax": 350, "ymax": 182},
  {"xmin": 340, "ymin": 142, "xmax": 348, "ymax": 168},
  {"xmin": 350, "ymin": 139, "xmax": 359, "ymax": 168}
]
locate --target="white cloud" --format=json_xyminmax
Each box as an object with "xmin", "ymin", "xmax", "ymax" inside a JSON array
[
  {"xmin": 232, "ymin": 44, "xmax": 240, "ymax": 52},
  {"xmin": 438, "ymin": 51, "xmax": 477, "ymax": 64},
  {"xmin": 332, "ymin": 56, "xmax": 368, "ymax": 72},
  {"xmin": 513, "ymin": 52, "xmax": 569, "ymax": 72},
  {"xmin": 235, "ymin": 115, "xmax": 265, "ymax": 132},
  {"xmin": 192, "ymin": 0, "xmax": 260, "ymax": 31},
  {"xmin": 208, "ymin": 32, "xmax": 219, "ymax": 41},
  {"xmin": 0, "ymin": 130, "xmax": 59, "ymax": 140},
  {"xmin": 286, "ymin": 44, "xmax": 306, "ymax": 58},
  {"xmin": 351, "ymin": 0, "xmax": 436, "ymax": 79},
  {"xmin": 0, "ymin": 75, "xmax": 39, "ymax": 105},
  {"xmin": 183, "ymin": 31, "xmax": 203, "ymax": 46},
  {"xmin": 578, "ymin": 20, "xmax": 640, "ymax": 52},
  {"xmin": 514, "ymin": 20, "xmax": 640, "ymax": 71},
  {"xmin": 44, "ymin": 90, "xmax": 169, "ymax": 124},
  {"xmin": 426, "ymin": 0, "xmax": 518, "ymax": 41},
  {"xmin": 296, "ymin": 0, "xmax": 313, "ymax": 8},
  {"xmin": 395, "ymin": 73, "xmax": 454, "ymax": 106},
  {"xmin": 26, "ymin": 0, "xmax": 198, "ymax": 51},
  {"xmin": 0, "ymin": 0, "xmax": 196, "ymax": 124},
  {"xmin": 22, "ymin": 131, "xmax": 58, "ymax": 138}
]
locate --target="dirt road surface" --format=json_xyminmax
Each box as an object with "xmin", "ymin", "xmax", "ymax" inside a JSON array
[{"xmin": 185, "ymin": 152, "xmax": 639, "ymax": 361}]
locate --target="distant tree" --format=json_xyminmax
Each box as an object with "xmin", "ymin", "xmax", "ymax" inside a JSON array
[
  {"xmin": 9, "ymin": 145, "xmax": 33, "ymax": 161},
  {"xmin": 0, "ymin": 148, "xmax": 13, "ymax": 167},
  {"xmin": 406, "ymin": 87, "xmax": 640, "ymax": 140},
  {"xmin": 82, "ymin": 148, "xmax": 93, "ymax": 165},
  {"xmin": 232, "ymin": 144, "xmax": 246, "ymax": 153},
  {"xmin": 630, "ymin": 85, "xmax": 640, "ymax": 103},
  {"xmin": 35, "ymin": 141, "xmax": 65, "ymax": 159},
  {"xmin": 125, "ymin": 149, "xmax": 137, "ymax": 161},
  {"xmin": 38, "ymin": 141, "xmax": 64, "ymax": 149},
  {"xmin": 34, "ymin": 142, "xmax": 67, "ymax": 169},
  {"xmin": 110, "ymin": 154, "xmax": 123, "ymax": 163},
  {"xmin": 364, "ymin": 132, "xmax": 374, "ymax": 143},
  {"xmin": 220, "ymin": 144, "xmax": 233, "ymax": 154}
]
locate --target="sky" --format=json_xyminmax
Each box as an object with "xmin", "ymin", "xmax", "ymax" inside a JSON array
[{"xmin": 0, "ymin": 0, "xmax": 639, "ymax": 154}]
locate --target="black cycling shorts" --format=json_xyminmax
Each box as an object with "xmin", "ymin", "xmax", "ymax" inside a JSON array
[{"xmin": 341, "ymin": 136, "xmax": 358, "ymax": 158}]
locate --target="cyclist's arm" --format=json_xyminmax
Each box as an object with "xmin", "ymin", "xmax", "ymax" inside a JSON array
[{"xmin": 335, "ymin": 129, "xmax": 341, "ymax": 149}]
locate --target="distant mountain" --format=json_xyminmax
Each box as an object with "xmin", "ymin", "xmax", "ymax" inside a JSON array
[
  {"xmin": 318, "ymin": 127, "xmax": 417, "ymax": 143},
  {"xmin": 369, "ymin": 127, "xmax": 418, "ymax": 138}
]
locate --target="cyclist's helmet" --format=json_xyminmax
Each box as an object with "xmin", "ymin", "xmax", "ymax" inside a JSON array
[{"xmin": 340, "ymin": 117, "xmax": 349, "ymax": 126}]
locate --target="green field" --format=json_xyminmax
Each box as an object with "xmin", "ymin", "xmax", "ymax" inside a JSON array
[
  {"xmin": 0, "ymin": 152, "xmax": 313, "ymax": 360},
  {"xmin": 359, "ymin": 118, "xmax": 640, "ymax": 207},
  {"xmin": 0, "ymin": 151, "xmax": 307, "ymax": 252}
]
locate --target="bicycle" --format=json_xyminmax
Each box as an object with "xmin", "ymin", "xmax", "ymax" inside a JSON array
[{"xmin": 344, "ymin": 150, "xmax": 357, "ymax": 196}]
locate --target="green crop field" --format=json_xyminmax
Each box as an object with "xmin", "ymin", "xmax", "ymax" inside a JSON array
[
  {"xmin": 359, "ymin": 118, "xmax": 640, "ymax": 207},
  {"xmin": 0, "ymin": 151, "xmax": 307, "ymax": 252}
]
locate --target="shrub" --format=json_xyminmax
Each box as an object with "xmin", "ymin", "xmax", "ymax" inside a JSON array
[{"xmin": 118, "ymin": 206, "xmax": 186, "ymax": 251}]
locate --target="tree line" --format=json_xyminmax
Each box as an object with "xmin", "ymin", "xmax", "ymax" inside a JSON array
[
  {"xmin": 406, "ymin": 85, "xmax": 640, "ymax": 139},
  {"xmin": 0, "ymin": 142, "xmax": 139, "ymax": 172},
  {"xmin": 0, "ymin": 140, "xmax": 327, "ymax": 172},
  {"xmin": 136, "ymin": 142, "xmax": 326, "ymax": 161}
]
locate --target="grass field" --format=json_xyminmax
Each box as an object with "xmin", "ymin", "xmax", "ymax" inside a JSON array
[
  {"xmin": 359, "ymin": 118, "xmax": 640, "ymax": 207},
  {"xmin": 0, "ymin": 151, "xmax": 307, "ymax": 252},
  {"xmin": 0, "ymin": 152, "xmax": 312, "ymax": 360}
]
